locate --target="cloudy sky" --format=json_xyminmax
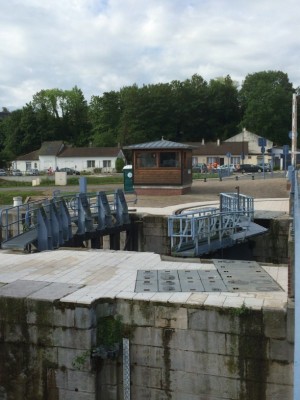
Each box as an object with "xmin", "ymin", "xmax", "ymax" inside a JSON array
[{"xmin": 1, "ymin": 0, "xmax": 299, "ymax": 110}]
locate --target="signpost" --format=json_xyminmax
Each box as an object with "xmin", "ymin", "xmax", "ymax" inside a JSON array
[
  {"xmin": 258, "ymin": 138, "xmax": 267, "ymax": 179},
  {"xmin": 226, "ymin": 152, "xmax": 231, "ymax": 176},
  {"xmin": 283, "ymin": 145, "xmax": 289, "ymax": 173}
]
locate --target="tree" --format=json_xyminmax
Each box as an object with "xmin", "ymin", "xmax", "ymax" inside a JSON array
[
  {"xmin": 239, "ymin": 71, "xmax": 294, "ymax": 145},
  {"xmin": 207, "ymin": 75, "xmax": 240, "ymax": 140},
  {"xmin": 89, "ymin": 91, "xmax": 121, "ymax": 146}
]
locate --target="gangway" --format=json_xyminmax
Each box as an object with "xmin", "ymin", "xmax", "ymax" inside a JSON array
[
  {"xmin": 168, "ymin": 192, "xmax": 267, "ymax": 257},
  {"xmin": 0, "ymin": 189, "xmax": 136, "ymax": 252}
]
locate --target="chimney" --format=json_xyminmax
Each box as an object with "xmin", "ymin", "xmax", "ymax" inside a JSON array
[
  {"xmin": 217, "ymin": 139, "xmax": 220, "ymax": 146},
  {"xmin": 202, "ymin": 138, "xmax": 205, "ymax": 145}
]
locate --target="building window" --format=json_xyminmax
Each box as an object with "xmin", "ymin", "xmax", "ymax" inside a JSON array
[
  {"xmin": 136, "ymin": 152, "xmax": 157, "ymax": 168},
  {"xmin": 159, "ymin": 152, "xmax": 179, "ymax": 167},
  {"xmin": 103, "ymin": 160, "xmax": 111, "ymax": 168},
  {"xmin": 25, "ymin": 162, "xmax": 31, "ymax": 171},
  {"xmin": 87, "ymin": 160, "xmax": 95, "ymax": 168}
]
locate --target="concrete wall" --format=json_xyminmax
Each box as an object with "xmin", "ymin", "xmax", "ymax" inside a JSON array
[
  {"xmin": 0, "ymin": 296, "xmax": 294, "ymax": 400},
  {"xmin": 136, "ymin": 213, "xmax": 290, "ymax": 264}
]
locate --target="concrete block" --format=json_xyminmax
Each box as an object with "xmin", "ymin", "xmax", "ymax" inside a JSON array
[
  {"xmin": 96, "ymin": 361, "xmax": 121, "ymax": 385},
  {"xmin": 117, "ymin": 301, "xmax": 155, "ymax": 326},
  {"xmin": 75, "ymin": 307, "xmax": 94, "ymax": 329},
  {"xmin": 263, "ymin": 308, "xmax": 286, "ymax": 339},
  {"xmin": 286, "ymin": 301, "xmax": 294, "ymax": 343},
  {"xmin": 58, "ymin": 388, "xmax": 95, "ymax": 400},
  {"xmin": 53, "ymin": 307, "xmax": 75, "ymax": 327},
  {"xmin": 169, "ymin": 370, "xmax": 240, "ymax": 398},
  {"xmin": 267, "ymin": 360, "xmax": 293, "ymax": 385},
  {"xmin": 188, "ymin": 308, "xmax": 240, "ymax": 334},
  {"xmin": 131, "ymin": 326, "xmax": 162, "ymax": 346},
  {"xmin": 155, "ymin": 306, "xmax": 187, "ymax": 329},
  {"xmin": 55, "ymin": 369, "xmax": 96, "ymax": 392},
  {"xmin": 269, "ymin": 339, "xmax": 294, "ymax": 362},
  {"xmin": 4, "ymin": 323, "xmax": 27, "ymax": 343},
  {"xmin": 95, "ymin": 302, "xmax": 116, "ymax": 318},
  {"xmin": 131, "ymin": 385, "xmax": 169, "ymax": 400},
  {"xmin": 0, "ymin": 280, "xmax": 49, "ymax": 299},
  {"xmin": 132, "ymin": 365, "xmax": 162, "ymax": 389},
  {"xmin": 32, "ymin": 178, "xmax": 40, "ymax": 186},
  {"xmin": 28, "ymin": 283, "xmax": 83, "ymax": 301},
  {"xmin": 266, "ymin": 382, "xmax": 293, "ymax": 400},
  {"xmin": 95, "ymin": 384, "xmax": 119, "ymax": 400},
  {"xmin": 169, "ymin": 329, "xmax": 226, "ymax": 354},
  {"xmin": 28, "ymin": 325, "xmax": 54, "ymax": 346},
  {"xmin": 169, "ymin": 348, "xmax": 240, "ymax": 379},
  {"xmin": 53, "ymin": 327, "xmax": 93, "ymax": 349},
  {"xmin": 58, "ymin": 347, "xmax": 92, "ymax": 371},
  {"xmin": 131, "ymin": 344, "xmax": 164, "ymax": 368}
]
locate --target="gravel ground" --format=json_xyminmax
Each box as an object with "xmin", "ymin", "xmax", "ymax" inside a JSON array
[{"xmin": 134, "ymin": 174, "xmax": 289, "ymax": 208}]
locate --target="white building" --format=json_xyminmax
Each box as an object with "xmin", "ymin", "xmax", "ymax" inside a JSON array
[{"xmin": 13, "ymin": 141, "xmax": 126, "ymax": 174}]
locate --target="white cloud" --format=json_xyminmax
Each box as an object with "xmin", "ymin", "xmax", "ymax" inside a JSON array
[{"xmin": 1, "ymin": 0, "xmax": 300, "ymax": 109}]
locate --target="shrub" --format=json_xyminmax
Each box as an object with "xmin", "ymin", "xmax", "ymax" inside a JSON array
[{"xmin": 115, "ymin": 158, "xmax": 125, "ymax": 173}]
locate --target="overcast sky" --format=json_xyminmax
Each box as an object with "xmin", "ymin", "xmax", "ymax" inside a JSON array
[{"xmin": 1, "ymin": 0, "xmax": 299, "ymax": 110}]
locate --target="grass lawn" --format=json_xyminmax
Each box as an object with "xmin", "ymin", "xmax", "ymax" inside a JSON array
[{"xmin": 0, "ymin": 175, "xmax": 124, "ymax": 205}]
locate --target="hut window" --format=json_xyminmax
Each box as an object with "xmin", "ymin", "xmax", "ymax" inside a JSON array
[
  {"xmin": 159, "ymin": 152, "xmax": 179, "ymax": 167},
  {"xmin": 136, "ymin": 152, "xmax": 157, "ymax": 168}
]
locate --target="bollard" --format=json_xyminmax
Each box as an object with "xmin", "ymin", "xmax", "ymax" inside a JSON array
[
  {"xmin": 204, "ymin": 177, "xmax": 206, "ymax": 182},
  {"xmin": 13, "ymin": 196, "xmax": 22, "ymax": 206},
  {"xmin": 219, "ymin": 177, "xmax": 222, "ymax": 181},
  {"xmin": 252, "ymin": 175, "xmax": 255, "ymax": 180},
  {"xmin": 235, "ymin": 175, "xmax": 239, "ymax": 181}
]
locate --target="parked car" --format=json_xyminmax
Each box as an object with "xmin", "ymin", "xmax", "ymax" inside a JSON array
[
  {"xmin": 217, "ymin": 164, "xmax": 235, "ymax": 173},
  {"xmin": 59, "ymin": 167, "xmax": 80, "ymax": 175},
  {"xmin": 236, "ymin": 164, "xmax": 264, "ymax": 173},
  {"xmin": 27, "ymin": 168, "xmax": 39, "ymax": 176},
  {"xmin": 0, "ymin": 169, "xmax": 7, "ymax": 176},
  {"xmin": 11, "ymin": 169, "xmax": 22, "ymax": 176},
  {"xmin": 257, "ymin": 163, "xmax": 271, "ymax": 172},
  {"xmin": 192, "ymin": 163, "xmax": 208, "ymax": 173}
]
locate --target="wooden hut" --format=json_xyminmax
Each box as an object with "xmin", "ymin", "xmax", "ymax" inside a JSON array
[{"xmin": 124, "ymin": 139, "xmax": 194, "ymax": 195}]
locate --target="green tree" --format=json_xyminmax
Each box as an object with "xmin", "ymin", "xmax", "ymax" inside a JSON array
[
  {"xmin": 89, "ymin": 91, "xmax": 121, "ymax": 146},
  {"xmin": 239, "ymin": 71, "xmax": 294, "ymax": 145},
  {"xmin": 207, "ymin": 75, "xmax": 240, "ymax": 140}
]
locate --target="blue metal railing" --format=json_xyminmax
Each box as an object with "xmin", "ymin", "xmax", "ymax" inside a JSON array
[
  {"xmin": 293, "ymin": 169, "xmax": 300, "ymax": 400},
  {"xmin": 0, "ymin": 189, "xmax": 136, "ymax": 251}
]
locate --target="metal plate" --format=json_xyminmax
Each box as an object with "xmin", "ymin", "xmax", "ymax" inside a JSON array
[{"xmin": 135, "ymin": 260, "xmax": 283, "ymax": 293}]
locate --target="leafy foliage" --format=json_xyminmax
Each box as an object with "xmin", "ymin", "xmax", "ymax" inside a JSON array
[
  {"xmin": 239, "ymin": 71, "xmax": 295, "ymax": 145},
  {"xmin": 0, "ymin": 70, "xmax": 297, "ymax": 167}
]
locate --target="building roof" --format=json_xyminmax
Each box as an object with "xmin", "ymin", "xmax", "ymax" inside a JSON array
[
  {"xmin": 16, "ymin": 149, "xmax": 40, "ymax": 161},
  {"xmin": 185, "ymin": 141, "xmax": 249, "ymax": 156},
  {"xmin": 16, "ymin": 142, "xmax": 123, "ymax": 161},
  {"xmin": 38, "ymin": 141, "xmax": 65, "ymax": 156},
  {"xmin": 124, "ymin": 139, "xmax": 195, "ymax": 150},
  {"xmin": 58, "ymin": 147, "xmax": 123, "ymax": 158}
]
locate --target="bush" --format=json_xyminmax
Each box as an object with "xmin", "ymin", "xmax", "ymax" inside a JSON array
[
  {"xmin": 115, "ymin": 158, "xmax": 125, "ymax": 173},
  {"xmin": 93, "ymin": 168, "xmax": 102, "ymax": 174}
]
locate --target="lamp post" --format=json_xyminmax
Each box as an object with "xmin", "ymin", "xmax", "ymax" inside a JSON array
[{"xmin": 291, "ymin": 93, "xmax": 297, "ymax": 168}]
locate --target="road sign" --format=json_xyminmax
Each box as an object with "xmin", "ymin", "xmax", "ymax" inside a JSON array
[
  {"xmin": 283, "ymin": 145, "xmax": 289, "ymax": 156},
  {"xmin": 258, "ymin": 137, "xmax": 267, "ymax": 147},
  {"xmin": 289, "ymin": 131, "xmax": 298, "ymax": 139}
]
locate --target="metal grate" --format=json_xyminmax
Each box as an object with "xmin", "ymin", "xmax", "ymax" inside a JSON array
[{"xmin": 135, "ymin": 260, "xmax": 283, "ymax": 293}]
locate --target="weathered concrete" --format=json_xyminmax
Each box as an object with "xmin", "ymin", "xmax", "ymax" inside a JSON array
[{"xmin": 0, "ymin": 293, "xmax": 294, "ymax": 400}]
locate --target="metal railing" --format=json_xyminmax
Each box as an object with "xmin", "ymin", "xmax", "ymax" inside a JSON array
[{"xmin": 0, "ymin": 189, "xmax": 136, "ymax": 251}]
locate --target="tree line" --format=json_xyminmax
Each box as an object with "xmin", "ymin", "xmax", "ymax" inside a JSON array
[{"xmin": 0, "ymin": 70, "xmax": 297, "ymax": 165}]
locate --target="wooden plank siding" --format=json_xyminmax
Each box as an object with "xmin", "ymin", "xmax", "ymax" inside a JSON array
[
  {"xmin": 133, "ymin": 168, "xmax": 183, "ymax": 185},
  {"xmin": 132, "ymin": 149, "xmax": 193, "ymax": 187}
]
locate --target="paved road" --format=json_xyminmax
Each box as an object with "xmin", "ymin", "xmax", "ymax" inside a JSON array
[{"xmin": 1, "ymin": 172, "xmax": 289, "ymax": 208}]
